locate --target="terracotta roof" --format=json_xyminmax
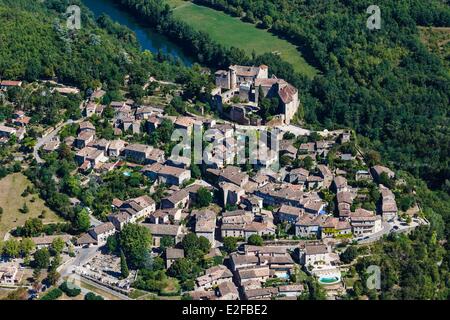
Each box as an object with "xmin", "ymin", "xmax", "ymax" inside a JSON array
[{"xmin": 142, "ymin": 223, "xmax": 181, "ymax": 236}]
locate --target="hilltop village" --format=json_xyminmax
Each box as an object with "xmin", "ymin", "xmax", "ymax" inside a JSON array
[{"xmin": 0, "ymin": 70, "xmax": 426, "ymax": 301}]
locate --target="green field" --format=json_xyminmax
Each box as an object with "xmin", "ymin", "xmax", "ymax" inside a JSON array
[
  {"xmin": 169, "ymin": 1, "xmax": 318, "ymax": 77},
  {"xmin": 0, "ymin": 173, "xmax": 63, "ymax": 239}
]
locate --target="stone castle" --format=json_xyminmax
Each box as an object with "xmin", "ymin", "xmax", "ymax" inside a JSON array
[{"xmin": 212, "ymin": 65, "xmax": 299, "ymax": 125}]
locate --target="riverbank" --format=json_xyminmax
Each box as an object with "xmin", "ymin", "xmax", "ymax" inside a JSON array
[{"xmin": 82, "ymin": 0, "xmax": 192, "ymax": 65}]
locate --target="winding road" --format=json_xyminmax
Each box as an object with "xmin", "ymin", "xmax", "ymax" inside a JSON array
[{"xmin": 33, "ymin": 118, "xmax": 83, "ymax": 163}]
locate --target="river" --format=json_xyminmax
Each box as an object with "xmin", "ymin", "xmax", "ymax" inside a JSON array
[{"xmin": 81, "ymin": 0, "xmax": 192, "ymax": 65}]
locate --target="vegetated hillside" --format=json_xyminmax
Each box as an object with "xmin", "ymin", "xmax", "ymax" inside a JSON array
[
  {"xmin": 0, "ymin": 0, "xmax": 171, "ymax": 92},
  {"xmin": 194, "ymin": 0, "xmax": 450, "ymax": 193}
]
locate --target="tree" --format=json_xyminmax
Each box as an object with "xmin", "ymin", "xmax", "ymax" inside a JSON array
[
  {"xmin": 20, "ymin": 238, "xmax": 35, "ymax": 257},
  {"xmin": 106, "ymin": 234, "xmax": 120, "ymax": 255},
  {"xmin": 46, "ymin": 269, "xmax": 60, "ymax": 286},
  {"xmin": 182, "ymin": 233, "xmax": 210, "ymax": 260},
  {"xmin": 160, "ymin": 235, "xmax": 175, "ymax": 251},
  {"xmin": 20, "ymin": 202, "xmax": 29, "ymax": 214},
  {"xmin": 247, "ymin": 234, "xmax": 263, "ymax": 246},
  {"xmin": 191, "ymin": 164, "xmax": 201, "ymax": 179},
  {"xmin": 85, "ymin": 292, "xmax": 104, "ymax": 300},
  {"xmin": 119, "ymin": 223, "xmax": 152, "ymax": 269},
  {"xmin": 167, "ymin": 258, "xmax": 196, "ymax": 282},
  {"xmin": 340, "ymin": 246, "xmax": 359, "ymax": 264},
  {"xmin": 50, "ymin": 237, "xmax": 65, "ymax": 255},
  {"xmin": 196, "ymin": 187, "xmax": 212, "ymax": 208},
  {"xmin": 223, "ymin": 237, "xmax": 238, "ymax": 253},
  {"xmin": 307, "ymin": 278, "xmax": 327, "ymax": 300},
  {"xmin": 33, "ymin": 248, "xmax": 50, "ymax": 270},
  {"xmin": 3, "ymin": 239, "xmax": 20, "ymax": 258},
  {"xmin": 261, "ymin": 15, "xmax": 273, "ymax": 29},
  {"xmin": 303, "ymin": 156, "xmax": 314, "ymax": 171},
  {"xmin": 75, "ymin": 209, "xmax": 91, "ymax": 232},
  {"xmin": 120, "ymin": 250, "xmax": 130, "ymax": 279},
  {"xmin": 23, "ymin": 218, "xmax": 43, "ymax": 237},
  {"xmin": 59, "ymin": 281, "xmax": 81, "ymax": 297}
]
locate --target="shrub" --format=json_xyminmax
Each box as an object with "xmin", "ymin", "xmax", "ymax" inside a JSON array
[
  {"xmin": 40, "ymin": 288, "xmax": 63, "ymax": 300},
  {"xmin": 59, "ymin": 281, "xmax": 81, "ymax": 297},
  {"xmin": 84, "ymin": 292, "xmax": 104, "ymax": 300}
]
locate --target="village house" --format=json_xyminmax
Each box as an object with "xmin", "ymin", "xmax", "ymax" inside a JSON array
[
  {"xmin": 317, "ymin": 164, "xmax": 334, "ymax": 189},
  {"xmin": 207, "ymin": 166, "xmax": 249, "ymax": 188},
  {"xmin": 122, "ymin": 143, "xmax": 153, "ymax": 164},
  {"xmin": 220, "ymin": 181, "xmax": 246, "ymax": 206},
  {"xmin": 236, "ymin": 266, "xmax": 270, "ymax": 284},
  {"xmin": 195, "ymin": 265, "xmax": 233, "ymax": 290},
  {"xmin": 74, "ymin": 131, "xmax": 95, "ymax": 149},
  {"xmin": 286, "ymin": 168, "xmax": 309, "ymax": 185},
  {"xmin": 244, "ymin": 245, "xmax": 288, "ymax": 257},
  {"xmin": 141, "ymin": 163, "xmax": 191, "ymax": 186},
  {"xmin": 336, "ymin": 190, "xmax": 355, "ymax": 218},
  {"xmin": 306, "ymin": 175, "xmax": 324, "ymax": 189},
  {"xmin": 379, "ymin": 184, "xmax": 398, "ymax": 221},
  {"xmin": 81, "ymin": 222, "xmax": 116, "ymax": 246},
  {"xmin": 332, "ymin": 176, "xmax": 348, "ymax": 193},
  {"xmin": 31, "ymin": 235, "xmax": 72, "ymax": 249},
  {"xmin": 165, "ymin": 248, "xmax": 184, "ymax": 269},
  {"xmin": 243, "ymin": 221, "xmax": 276, "ymax": 240},
  {"xmin": 277, "ymin": 205, "xmax": 304, "ymax": 224},
  {"xmin": 244, "ymin": 287, "xmax": 278, "ymax": 300},
  {"xmin": 194, "ymin": 209, "xmax": 217, "ymax": 246},
  {"xmin": 12, "ymin": 111, "xmax": 30, "ymax": 127},
  {"xmin": 0, "ymin": 80, "xmax": 22, "ymax": 90},
  {"xmin": 118, "ymin": 195, "xmax": 156, "ymax": 221},
  {"xmin": 108, "ymin": 196, "xmax": 156, "ymax": 230},
  {"xmin": 241, "ymin": 196, "xmax": 264, "ymax": 214},
  {"xmin": 42, "ymin": 140, "xmax": 60, "ymax": 153},
  {"xmin": 299, "ymin": 244, "xmax": 329, "ymax": 266},
  {"xmin": 255, "ymin": 183, "xmax": 304, "ymax": 207},
  {"xmin": 108, "ymin": 212, "xmax": 132, "ymax": 232},
  {"xmin": 85, "ymin": 102, "xmax": 98, "ymax": 117},
  {"xmin": 355, "ymin": 170, "xmax": 372, "ymax": 181},
  {"xmin": 161, "ymin": 189, "xmax": 190, "ymax": 209},
  {"xmin": 75, "ymin": 147, "xmax": 106, "ymax": 168},
  {"xmin": 142, "ymin": 224, "xmax": 184, "ymax": 247},
  {"xmin": 230, "ymin": 253, "xmax": 259, "ymax": 271},
  {"xmin": 149, "ymin": 210, "xmax": 170, "ymax": 225},
  {"xmin": 79, "ymin": 121, "xmax": 96, "ymax": 133},
  {"xmin": 108, "ymin": 139, "xmax": 127, "ymax": 157},
  {"xmin": 0, "ymin": 125, "xmax": 17, "ymax": 138},
  {"xmin": 216, "ymin": 281, "xmax": 240, "ymax": 300},
  {"xmin": 278, "ymin": 284, "xmax": 305, "ymax": 297},
  {"xmin": 350, "ymin": 208, "xmax": 382, "ymax": 237},
  {"xmin": 295, "ymin": 214, "xmax": 322, "ymax": 238},
  {"xmin": 371, "ymin": 165, "xmax": 395, "ymax": 182}
]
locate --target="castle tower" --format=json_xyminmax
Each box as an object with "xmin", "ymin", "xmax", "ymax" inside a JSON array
[{"xmin": 230, "ymin": 68, "xmax": 237, "ymax": 89}]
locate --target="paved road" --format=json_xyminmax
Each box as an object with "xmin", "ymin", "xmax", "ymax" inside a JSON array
[
  {"xmin": 277, "ymin": 124, "xmax": 311, "ymax": 136},
  {"xmin": 59, "ymin": 245, "xmax": 99, "ymax": 278}
]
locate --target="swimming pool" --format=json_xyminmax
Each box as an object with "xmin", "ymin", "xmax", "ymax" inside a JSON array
[
  {"xmin": 123, "ymin": 171, "xmax": 131, "ymax": 177},
  {"xmin": 318, "ymin": 276, "xmax": 340, "ymax": 285},
  {"xmin": 276, "ymin": 273, "xmax": 290, "ymax": 280}
]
